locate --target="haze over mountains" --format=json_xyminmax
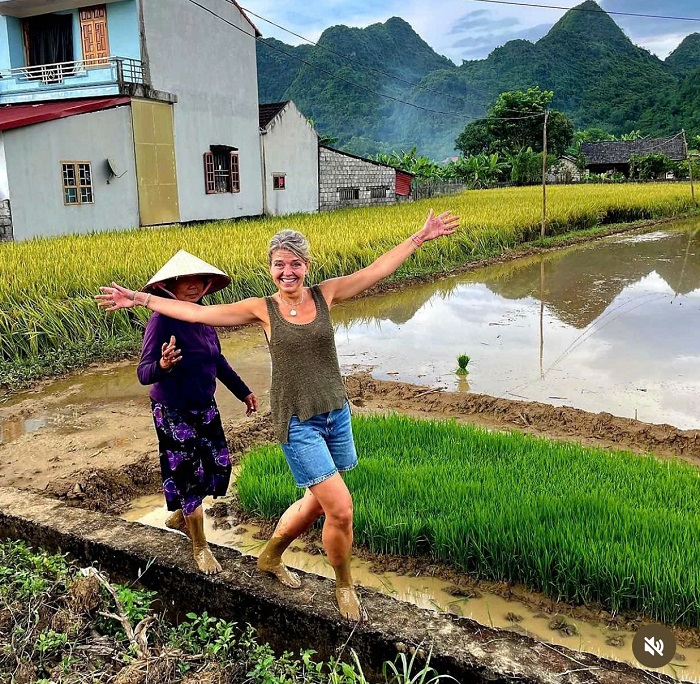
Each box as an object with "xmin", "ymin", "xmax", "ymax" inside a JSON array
[{"xmin": 256, "ymin": 0, "xmax": 700, "ymax": 160}]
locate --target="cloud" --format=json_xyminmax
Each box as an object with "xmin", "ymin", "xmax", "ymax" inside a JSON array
[
  {"xmin": 449, "ymin": 10, "xmax": 519, "ymax": 35},
  {"xmin": 451, "ymin": 23, "xmax": 553, "ymax": 59}
]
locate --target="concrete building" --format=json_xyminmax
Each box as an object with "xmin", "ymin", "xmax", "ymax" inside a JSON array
[
  {"xmin": 259, "ymin": 101, "xmax": 318, "ymax": 216},
  {"xmin": 0, "ymin": 0, "xmax": 263, "ymax": 241}
]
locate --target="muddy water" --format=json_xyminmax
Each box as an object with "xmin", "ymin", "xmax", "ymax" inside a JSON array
[
  {"xmin": 334, "ymin": 220, "xmax": 700, "ymax": 429},
  {"xmin": 124, "ymin": 493, "xmax": 699, "ymax": 682}
]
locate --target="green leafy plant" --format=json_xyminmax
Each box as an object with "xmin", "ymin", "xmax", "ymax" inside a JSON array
[{"xmin": 456, "ymin": 354, "xmax": 470, "ymax": 375}]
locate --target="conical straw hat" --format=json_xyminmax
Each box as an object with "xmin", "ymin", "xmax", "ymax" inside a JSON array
[{"xmin": 143, "ymin": 250, "xmax": 231, "ymax": 295}]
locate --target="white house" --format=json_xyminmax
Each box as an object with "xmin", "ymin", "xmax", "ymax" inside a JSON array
[
  {"xmin": 259, "ymin": 101, "xmax": 319, "ymax": 216},
  {"xmin": 0, "ymin": 0, "xmax": 263, "ymax": 241}
]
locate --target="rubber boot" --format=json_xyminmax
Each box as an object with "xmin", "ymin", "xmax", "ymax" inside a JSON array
[
  {"xmin": 165, "ymin": 510, "xmax": 190, "ymax": 539},
  {"xmin": 188, "ymin": 512, "xmax": 222, "ymax": 575},
  {"xmin": 333, "ymin": 556, "xmax": 366, "ymax": 622},
  {"xmin": 257, "ymin": 534, "xmax": 301, "ymax": 588}
]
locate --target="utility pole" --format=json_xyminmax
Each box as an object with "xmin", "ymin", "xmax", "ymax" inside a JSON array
[
  {"xmin": 541, "ymin": 110, "xmax": 549, "ymax": 238},
  {"xmin": 682, "ymin": 129, "xmax": 696, "ymax": 205}
]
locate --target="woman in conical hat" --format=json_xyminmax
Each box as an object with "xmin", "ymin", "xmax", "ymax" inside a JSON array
[
  {"xmin": 99, "ymin": 209, "xmax": 459, "ymax": 619},
  {"xmin": 137, "ymin": 250, "xmax": 258, "ymax": 575}
]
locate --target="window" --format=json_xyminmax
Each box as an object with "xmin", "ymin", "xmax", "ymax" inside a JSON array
[
  {"xmin": 62, "ymin": 162, "xmax": 94, "ymax": 205},
  {"xmin": 204, "ymin": 150, "xmax": 240, "ymax": 194},
  {"xmin": 370, "ymin": 186, "xmax": 388, "ymax": 199},
  {"xmin": 24, "ymin": 14, "xmax": 74, "ymax": 68},
  {"xmin": 338, "ymin": 187, "xmax": 360, "ymax": 201},
  {"xmin": 273, "ymin": 174, "xmax": 286, "ymax": 190}
]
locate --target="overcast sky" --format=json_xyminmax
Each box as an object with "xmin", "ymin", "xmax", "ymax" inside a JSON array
[{"xmin": 239, "ymin": 0, "xmax": 700, "ymax": 63}]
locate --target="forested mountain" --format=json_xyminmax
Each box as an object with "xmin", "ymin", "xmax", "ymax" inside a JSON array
[{"xmin": 256, "ymin": 0, "xmax": 700, "ymax": 160}]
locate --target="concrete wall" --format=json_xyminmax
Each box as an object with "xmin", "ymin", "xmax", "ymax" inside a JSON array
[
  {"xmin": 106, "ymin": 0, "xmax": 140, "ymax": 61},
  {"xmin": 3, "ymin": 105, "xmax": 139, "ymax": 240},
  {"xmin": 262, "ymin": 102, "xmax": 318, "ymax": 216},
  {"xmin": 0, "ymin": 15, "xmax": 24, "ymax": 69},
  {"xmin": 140, "ymin": 0, "xmax": 263, "ymax": 222},
  {"xmin": 319, "ymin": 147, "xmax": 395, "ymax": 211}
]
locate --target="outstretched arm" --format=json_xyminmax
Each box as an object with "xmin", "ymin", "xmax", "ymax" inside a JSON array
[
  {"xmin": 96, "ymin": 285, "xmax": 264, "ymax": 327},
  {"xmin": 319, "ymin": 209, "xmax": 459, "ymax": 306}
]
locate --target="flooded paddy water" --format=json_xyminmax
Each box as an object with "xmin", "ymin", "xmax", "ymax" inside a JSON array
[{"xmin": 3, "ymin": 219, "xmax": 700, "ymax": 680}]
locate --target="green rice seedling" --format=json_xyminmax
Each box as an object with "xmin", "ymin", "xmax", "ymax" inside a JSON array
[
  {"xmin": 456, "ymin": 354, "xmax": 470, "ymax": 375},
  {"xmin": 238, "ymin": 413, "xmax": 700, "ymax": 627}
]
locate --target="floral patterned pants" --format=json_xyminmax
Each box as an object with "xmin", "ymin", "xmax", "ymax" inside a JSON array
[{"xmin": 151, "ymin": 400, "xmax": 231, "ymax": 516}]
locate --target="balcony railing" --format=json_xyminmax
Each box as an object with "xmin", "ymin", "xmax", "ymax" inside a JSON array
[{"xmin": 0, "ymin": 56, "xmax": 144, "ymax": 86}]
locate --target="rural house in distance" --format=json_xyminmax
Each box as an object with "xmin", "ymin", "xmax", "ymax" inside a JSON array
[{"xmin": 581, "ymin": 135, "xmax": 686, "ymax": 177}]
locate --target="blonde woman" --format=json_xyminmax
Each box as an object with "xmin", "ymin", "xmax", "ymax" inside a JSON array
[{"xmin": 98, "ymin": 209, "xmax": 459, "ymax": 620}]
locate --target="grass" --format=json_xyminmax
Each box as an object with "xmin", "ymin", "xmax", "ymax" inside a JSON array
[
  {"xmin": 237, "ymin": 414, "xmax": 700, "ymax": 627},
  {"xmin": 0, "ymin": 183, "xmax": 695, "ymax": 379},
  {"xmin": 0, "ymin": 539, "xmax": 451, "ymax": 683}
]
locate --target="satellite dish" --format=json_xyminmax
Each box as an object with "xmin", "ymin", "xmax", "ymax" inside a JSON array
[{"xmin": 106, "ymin": 158, "xmax": 127, "ymax": 183}]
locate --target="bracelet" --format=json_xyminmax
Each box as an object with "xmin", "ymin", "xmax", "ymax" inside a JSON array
[
  {"xmin": 411, "ymin": 233, "xmax": 425, "ymax": 248},
  {"xmin": 143, "ymin": 293, "xmax": 152, "ymax": 308}
]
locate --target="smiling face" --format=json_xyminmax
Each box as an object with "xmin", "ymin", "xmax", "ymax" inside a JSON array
[
  {"xmin": 269, "ymin": 249, "xmax": 309, "ymax": 297},
  {"xmin": 171, "ymin": 275, "xmax": 208, "ymax": 302}
]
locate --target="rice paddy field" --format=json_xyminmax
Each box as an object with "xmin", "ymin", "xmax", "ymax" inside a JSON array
[
  {"xmin": 238, "ymin": 414, "xmax": 700, "ymax": 628},
  {"xmin": 0, "ymin": 183, "xmax": 695, "ymax": 367}
]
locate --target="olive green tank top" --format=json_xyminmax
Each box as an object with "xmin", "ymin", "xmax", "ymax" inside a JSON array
[{"xmin": 265, "ymin": 285, "xmax": 347, "ymax": 443}]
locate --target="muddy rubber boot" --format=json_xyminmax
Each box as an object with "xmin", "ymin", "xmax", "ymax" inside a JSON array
[
  {"xmin": 333, "ymin": 557, "xmax": 366, "ymax": 622},
  {"xmin": 188, "ymin": 512, "xmax": 222, "ymax": 575},
  {"xmin": 257, "ymin": 535, "xmax": 301, "ymax": 588},
  {"xmin": 165, "ymin": 510, "xmax": 191, "ymax": 539}
]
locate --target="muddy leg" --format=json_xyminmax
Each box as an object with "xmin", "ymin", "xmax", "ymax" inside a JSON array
[
  {"xmin": 333, "ymin": 556, "xmax": 366, "ymax": 623},
  {"xmin": 311, "ymin": 474, "xmax": 366, "ymax": 622},
  {"xmin": 186, "ymin": 506, "xmax": 222, "ymax": 575},
  {"xmin": 165, "ymin": 509, "xmax": 191, "ymax": 539},
  {"xmin": 257, "ymin": 490, "xmax": 324, "ymax": 589}
]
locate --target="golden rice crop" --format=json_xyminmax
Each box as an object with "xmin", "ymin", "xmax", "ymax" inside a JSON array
[{"xmin": 0, "ymin": 183, "xmax": 694, "ymax": 363}]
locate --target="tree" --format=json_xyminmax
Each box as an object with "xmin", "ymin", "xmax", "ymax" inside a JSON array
[{"xmin": 455, "ymin": 87, "xmax": 574, "ymax": 158}]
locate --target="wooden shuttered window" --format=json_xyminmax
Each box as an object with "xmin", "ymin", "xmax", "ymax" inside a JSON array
[
  {"xmin": 204, "ymin": 151, "xmax": 240, "ymax": 194},
  {"xmin": 80, "ymin": 5, "xmax": 110, "ymax": 64}
]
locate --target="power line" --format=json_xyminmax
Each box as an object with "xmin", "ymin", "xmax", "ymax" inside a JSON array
[
  {"xmin": 187, "ymin": 0, "xmax": 546, "ymax": 122},
  {"xmin": 466, "ymin": 0, "xmax": 700, "ymax": 23}
]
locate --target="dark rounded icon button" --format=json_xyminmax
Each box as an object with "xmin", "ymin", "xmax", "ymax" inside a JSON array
[{"xmin": 632, "ymin": 625, "xmax": 676, "ymax": 668}]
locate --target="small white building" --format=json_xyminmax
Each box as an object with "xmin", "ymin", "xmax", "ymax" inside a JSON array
[
  {"xmin": 0, "ymin": 0, "xmax": 264, "ymax": 241},
  {"xmin": 259, "ymin": 101, "xmax": 319, "ymax": 216}
]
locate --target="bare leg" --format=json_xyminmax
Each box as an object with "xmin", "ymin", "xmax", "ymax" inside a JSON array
[
  {"xmin": 186, "ymin": 505, "xmax": 222, "ymax": 575},
  {"xmin": 257, "ymin": 489, "xmax": 323, "ymax": 588},
  {"xmin": 165, "ymin": 509, "xmax": 191, "ymax": 539},
  {"xmin": 310, "ymin": 474, "xmax": 365, "ymax": 622}
]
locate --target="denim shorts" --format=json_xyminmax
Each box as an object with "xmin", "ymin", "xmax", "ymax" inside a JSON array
[{"xmin": 281, "ymin": 402, "xmax": 358, "ymax": 488}]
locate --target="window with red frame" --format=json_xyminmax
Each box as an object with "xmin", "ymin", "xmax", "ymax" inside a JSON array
[{"xmin": 204, "ymin": 150, "xmax": 240, "ymax": 193}]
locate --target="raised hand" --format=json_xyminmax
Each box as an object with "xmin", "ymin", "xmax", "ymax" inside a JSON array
[
  {"xmin": 244, "ymin": 393, "xmax": 259, "ymax": 417},
  {"xmin": 96, "ymin": 283, "xmax": 137, "ymax": 311},
  {"xmin": 415, "ymin": 209, "xmax": 460, "ymax": 244},
  {"xmin": 160, "ymin": 335, "xmax": 182, "ymax": 370}
]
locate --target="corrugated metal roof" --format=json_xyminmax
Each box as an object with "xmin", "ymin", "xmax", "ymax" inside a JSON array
[
  {"xmin": 0, "ymin": 97, "xmax": 131, "ymax": 132},
  {"xmin": 581, "ymin": 135, "xmax": 686, "ymax": 165}
]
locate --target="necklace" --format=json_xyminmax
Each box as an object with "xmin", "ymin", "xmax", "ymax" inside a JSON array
[{"xmin": 278, "ymin": 289, "xmax": 305, "ymax": 317}]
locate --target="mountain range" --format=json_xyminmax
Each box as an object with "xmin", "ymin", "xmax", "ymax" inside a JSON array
[{"xmin": 256, "ymin": 0, "xmax": 700, "ymax": 160}]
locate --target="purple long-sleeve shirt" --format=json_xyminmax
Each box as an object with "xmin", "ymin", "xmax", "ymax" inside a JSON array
[{"xmin": 137, "ymin": 312, "xmax": 251, "ymax": 409}]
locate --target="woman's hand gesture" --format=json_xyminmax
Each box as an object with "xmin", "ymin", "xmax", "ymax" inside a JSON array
[
  {"xmin": 96, "ymin": 283, "xmax": 136, "ymax": 311},
  {"xmin": 414, "ymin": 209, "xmax": 460, "ymax": 245},
  {"xmin": 160, "ymin": 335, "xmax": 182, "ymax": 370}
]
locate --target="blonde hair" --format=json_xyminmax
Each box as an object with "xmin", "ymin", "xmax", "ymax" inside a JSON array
[{"xmin": 268, "ymin": 229, "xmax": 310, "ymax": 265}]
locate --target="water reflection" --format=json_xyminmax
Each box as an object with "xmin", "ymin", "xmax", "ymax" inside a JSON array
[{"xmin": 334, "ymin": 223, "xmax": 700, "ymax": 429}]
